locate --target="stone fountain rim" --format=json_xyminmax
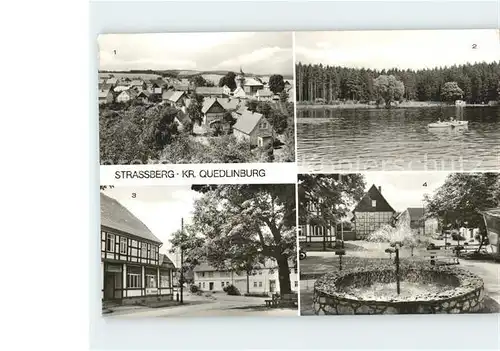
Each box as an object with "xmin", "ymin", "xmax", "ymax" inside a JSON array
[{"xmin": 314, "ymin": 262, "xmax": 484, "ymax": 304}]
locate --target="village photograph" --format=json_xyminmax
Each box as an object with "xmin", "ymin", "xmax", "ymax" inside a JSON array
[
  {"xmin": 99, "ymin": 184, "xmax": 298, "ymax": 317},
  {"xmin": 295, "ymin": 29, "xmax": 500, "ymax": 172},
  {"xmin": 298, "ymin": 172, "xmax": 500, "ymax": 315},
  {"xmin": 98, "ymin": 32, "xmax": 295, "ymax": 165}
]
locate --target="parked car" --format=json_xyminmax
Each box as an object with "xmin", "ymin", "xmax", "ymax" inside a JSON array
[{"xmin": 299, "ymin": 248, "xmax": 307, "ymax": 260}]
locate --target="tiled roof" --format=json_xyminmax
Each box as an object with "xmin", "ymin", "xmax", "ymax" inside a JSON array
[
  {"xmin": 162, "ymin": 90, "xmax": 174, "ymax": 100},
  {"xmin": 233, "ymin": 111, "xmax": 264, "ymax": 135},
  {"xmin": 243, "ymin": 78, "xmax": 264, "ymax": 86},
  {"xmin": 407, "ymin": 208, "xmax": 425, "ymax": 221},
  {"xmin": 201, "ymin": 97, "xmax": 223, "ymax": 114},
  {"xmin": 106, "ymin": 78, "xmax": 118, "ymax": 85},
  {"xmin": 100, "ymin": 192, "xmax": 162, "ymax": 244},
  {"xmin": 137, "ymin": 90, "xmax": 150, "ymax": 97},
  {"xmin": 130, "ymin": 80, "xmax": 144, "ymax": 86},
  {"xmin": 168, "ymin": 91, "xmax": 185, "ymax": 103},
  {"xmin": 195, "ymin": 87, "xmax": 224, "ymax": 95},
  {"xmin": 98, "ymin": 87, "xmax": 111, "ymax": 98},
  {"xmin": 173, "ymin": 84, "xmax": 191, "ymax": 91},
  {"xmin": 354, "ymin": 185, "xmax": 395, "ymax": 213},
  {"xmin": 218, "ymin": 97, "xmax": 240, "ymax": 111},
  {"xmin": 159, "ymin": 254, "xmax": 175, "ymax": 269}
]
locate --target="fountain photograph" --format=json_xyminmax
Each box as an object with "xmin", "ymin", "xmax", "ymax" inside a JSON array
[
  {"xmin": 298, "ymin": 172, "xmax": 500, "ymax": 315},
  {"xmin": 295, "ymin": 29, "xmax": 500, "ymax": 172}
]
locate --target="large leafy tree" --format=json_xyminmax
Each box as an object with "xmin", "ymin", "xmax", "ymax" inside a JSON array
[
  {"xmin": 425, "ymin": 173, "xmax": 500, "ymax": 251},
  {"xmin": 298, "ymin": 174, "xmax": 366, "ymax": 228},
  {"xmin": 170, "ymin": 184, "xmax": 297, "ymax": 294},
  {"xmin": 441, "ymin": 81, "xmax": 464, "ymax": 102},
  {"xmin": 269, "ymin": 74, "xmax": 285, "ymax": 94},
  {"xmin": 218, "ymin": 72, "xmax": 237, "ymax": 91},
  {"xmin": 373, "ymin": 75, "xmax": 405, "ymax": 107}
]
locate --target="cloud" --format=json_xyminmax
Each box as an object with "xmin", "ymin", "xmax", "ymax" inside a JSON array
[
  {"xmin": 97, "ymin": 32, "xmax": 292, "ymax": 74},
  {"xmin": 296, "ymin": 29, "xmax": 500, "ymax": 70}
]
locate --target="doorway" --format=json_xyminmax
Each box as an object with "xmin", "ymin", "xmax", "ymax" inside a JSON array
[
  {"xmin": 209, "ymin": 282, "xmax": 214, "ymax": 291},
  {"xmin": 269, "ymin": 280, "xmax": 276, "ymax": 293}
]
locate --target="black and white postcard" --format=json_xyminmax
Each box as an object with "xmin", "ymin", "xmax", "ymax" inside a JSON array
[
  {"xmin": 295, "ymin": 29, "xmax": 500, "ymax": 172},
  {"xmin": 100, "ymin": 184, "xmax": 298, "ymax": 317},
  {"xmin": 298, "ymin": 172, "xmax": 500, "ymax": 315},
  {"xmin": 98, "ymin": 32, "xmax": 295, "ymax": 165}
]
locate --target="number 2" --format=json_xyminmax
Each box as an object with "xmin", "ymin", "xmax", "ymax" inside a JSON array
[{"xmin": 472, "ymin": 44, "xmax": 477, "ymax": 49}]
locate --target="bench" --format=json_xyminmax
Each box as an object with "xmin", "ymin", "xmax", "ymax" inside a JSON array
[
  {"xmin": 279, "ymin": 293, "xmax": 298, "ymax": 307},
  {"xmin": 265, "ymin": 294, "xmax": 279, "ymax": 308},
  {"xmin": 425, "ymin": 248, "xmax": 459, "ymax": 265}
]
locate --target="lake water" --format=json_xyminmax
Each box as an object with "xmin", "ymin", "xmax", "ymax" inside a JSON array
[{"xmin": 297, "ymin": 106, "xmax": 500, "ymax": 172}]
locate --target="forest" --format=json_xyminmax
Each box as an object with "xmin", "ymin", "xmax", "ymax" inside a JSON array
[{"xmin": 296, "ymin": 61, "xmax": 500, "ymax": 104}]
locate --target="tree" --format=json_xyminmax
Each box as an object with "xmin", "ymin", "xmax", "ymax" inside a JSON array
[
  {"xmin": 373, "ymin": 75, "xmax": 405, "ymax": 108},
  {"xmin": 140, "ymin": 105, "xmax": 179, "ymax": 154},
  {"xmin": 425, "ymin": 173, "xmax": 500, "ymax": 252},
  {"xmin": 246, "ymin": 100, "xmax": 258, "ymax": 112},
  {"xmin": 186, "ymin": 93, "xmax": 204, "ymax": 128},
  {"xmin": 269, "ymin": 74, "xmax": 285, "ymax": 94},
  {"xmin": 298, "ymin": 174, "xmax": 365, "ymax": 249},
  {"xmin": 218, "ymin": 72, "xmax": 237, "ymax": 91},
  {"xmin": 190, "ymin": 75, "xmax": 212, "ymax": 88},
  {"xmin": 279, "ymin": 90, "xmax": 289, "ymax": 103},
  {"xmin": 171, "ymin": 185, "xmax": 297, "ymax": 295},
  {"xmin": 441, "ymin": 81, "xmax": 464, "ymax": 102}
]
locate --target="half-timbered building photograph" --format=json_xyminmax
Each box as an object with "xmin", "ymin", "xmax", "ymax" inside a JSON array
[
  {"xmin": 298, "ymin": 172, "xmax": 500, "ymax": 316},
  {"xmin": 98, "ymin": 32, "xmax": 295, "ymax": 165},
  {"xmin": 100, "ymin": 191, "xmax": 174, "ymax": 314},
  {"xmin": 100, "ymin": 184, "xmax": 298, "ymax": 317}
]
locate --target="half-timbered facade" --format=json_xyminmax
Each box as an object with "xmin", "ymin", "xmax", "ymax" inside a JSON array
[
  {"xmin": 100, "ymin": 192, "xmax": 173, "ymax": 306},
  {"xmin": 298, "ymin": 200, "xmax": 336, "ymax": 246},
  {"xmin": 353, "ymin": 185, "xmax": 396, "ymax": 239}
]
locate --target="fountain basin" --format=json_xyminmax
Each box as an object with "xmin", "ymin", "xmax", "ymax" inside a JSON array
[{"xmin": 313, "ymin": 262, "xmax": 484, "ymax": 314}]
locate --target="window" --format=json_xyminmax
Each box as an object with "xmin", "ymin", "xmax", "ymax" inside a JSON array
[
  {"xmin": 127, "ymin": 274, "xmax": 141, "ymax": 288},
  {"xmin": 160, "ymin": 273, "xmax": 171, "ymax": 288},
  {"xmin": 226, "ymin": 282, "xmax": 229, "ymax": 286},
  {"xmin": 198, "ymin": 282, "xmax": 201, "ymax": 287},
  {"xmin": 294, "ymin": 281, "xmax": 298, "ymax": 287},
  {"xmin": 208, "ymin": 272, "xmax": 214, "ymax": 278},
  {"xmin": 106, "ymin": 233, "xmax": 115, "ymax": 252},
  {"xmin": 253, "ymin": 282, "xmax": 257, "ymax": 287},
  {"xmin": 259, "ymin": 281, "xmax": 262, "ymax": 287},
  {"xmin": 202, "ymin": 282, "xmax": 205, "ymax": 288},
  {"xmin": 141, "ymin": 243, "xmax": 147, "ymax": 258},
  {"xmin": 146, "ymin": 275, "xmax": 157, "ymax": 288},
  {"xmin": 200, "ymin": 272, "xmax": 205, "ymax": 278},
  {"xmin": 120, "ymin": 237, "xmax": 127, "ymax": 254},
  {"xmin": 147, "ymin": 244, "xmax": 151, "ymax": 258},
  {"xmin": 221, "ymin": 282, "xmax": 225, "ymax": 287},
  {"xmin": 372, "ymin": 200, "xmax": 377, "ymax": 207},
  {"xmin": 260, "ymin": 122, "xmax": 267, "ymax": 129},
  {"xmin": 258, "ymin": 270, "xmax": 262, "ymax": 275}
]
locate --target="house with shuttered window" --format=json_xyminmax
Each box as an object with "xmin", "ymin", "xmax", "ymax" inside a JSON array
[{"xmin": 100, "ymin": 192, "xmax": 174, "ymax": 307}]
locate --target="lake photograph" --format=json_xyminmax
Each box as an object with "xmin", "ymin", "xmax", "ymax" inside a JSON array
[{"xmin": 295, "ymin": 29, "xmax": 500, "ymax": 172}]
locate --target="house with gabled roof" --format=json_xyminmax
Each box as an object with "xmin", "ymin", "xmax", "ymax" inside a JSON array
[
  {"xmin": 398, "ymin": 207, "xmax": 439, "ymax": 236},
  {"xmin": 193, "ymin": 259, "xmax": 298, "ymax": 294},
  {"xmin": 353, "ymin": 185, "xmax": 396, "ymax": 239},
  {"xmin": 243, "ymin": 77, "xmax": 264, "ymax": 96},
  {"xmin": 233, "ymin": 111, "xmax": 274, "ymax": 148},
  {"xmin": 100, "ymin": 192, "xmax": 173, "ymax": 307},
  {"xmin": 130, "ymin": 80, "xmax": 146, "ymax": 90},
  {"xmin": 165, "ymin": 91, "xmax": 186, "ymax": 108},
  {"xmin": 201, "ymin": 97, "xmax": 227, "ymax": 128},
  {"xmin": 98, "ymin": 87, "xmax": 114, "ymax": 105},
  {"xmin": 136, "ymin": 90, "xmax": 150, "ymax": 103},
  {"xmin": 116, "ymin": 89, "xmax": 137, "ymax": 103}
]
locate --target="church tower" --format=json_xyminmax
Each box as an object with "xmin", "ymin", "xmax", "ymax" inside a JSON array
[{"xmin": 236, "ymin": 66, "xmax": 245, "ymax": 87}]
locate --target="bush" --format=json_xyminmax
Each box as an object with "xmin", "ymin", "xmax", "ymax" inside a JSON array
[
  {"xmin": 225, "ymin": 284, "xmax": 241, "ymax": 296},
  {"xmin": 244, "ymin": 292, "xmax": 269, "ymax": 297},
  {"xmin": 190, "ymin": 284, "xmax": 200, "ymax": 293}
]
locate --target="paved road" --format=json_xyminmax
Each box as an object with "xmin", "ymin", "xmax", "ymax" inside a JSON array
[{"xmin": 107, "ymin": 293, "xmax": 297, "ymax": 317}]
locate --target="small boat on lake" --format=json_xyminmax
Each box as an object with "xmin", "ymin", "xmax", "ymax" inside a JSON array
[{"xmin": 428, "ymin": 120, "xmax": 468, "ymax": 128}]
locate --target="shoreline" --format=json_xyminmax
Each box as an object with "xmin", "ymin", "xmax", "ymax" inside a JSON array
[{"xmin": 296, "ymin": 102, "xmax": 497, "ymax": 110}]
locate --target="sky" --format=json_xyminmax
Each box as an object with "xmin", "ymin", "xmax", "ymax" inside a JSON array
[
  {"xmin": 98, "ymin": 32, "xmax": 293, "ymax": 75},
  {"xmin": 361, "ymin": 171, "xmax": 451, "ymax": 213},
  {"xmin": 102, "ymin": 186, "xmax": 201, "ymax": 267},
  {"xmin": 296, "ymin": 29, "xmax": 500, "ymax": 70}
]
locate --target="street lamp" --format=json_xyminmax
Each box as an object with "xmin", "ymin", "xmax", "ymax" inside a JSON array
[
  {"xmin": 389, "ymin": 241, "xmax": 403, "ymax": 295},
  {"xmin": 335, "ymin": 249, "xmax": 346, "ymax": 271}
]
